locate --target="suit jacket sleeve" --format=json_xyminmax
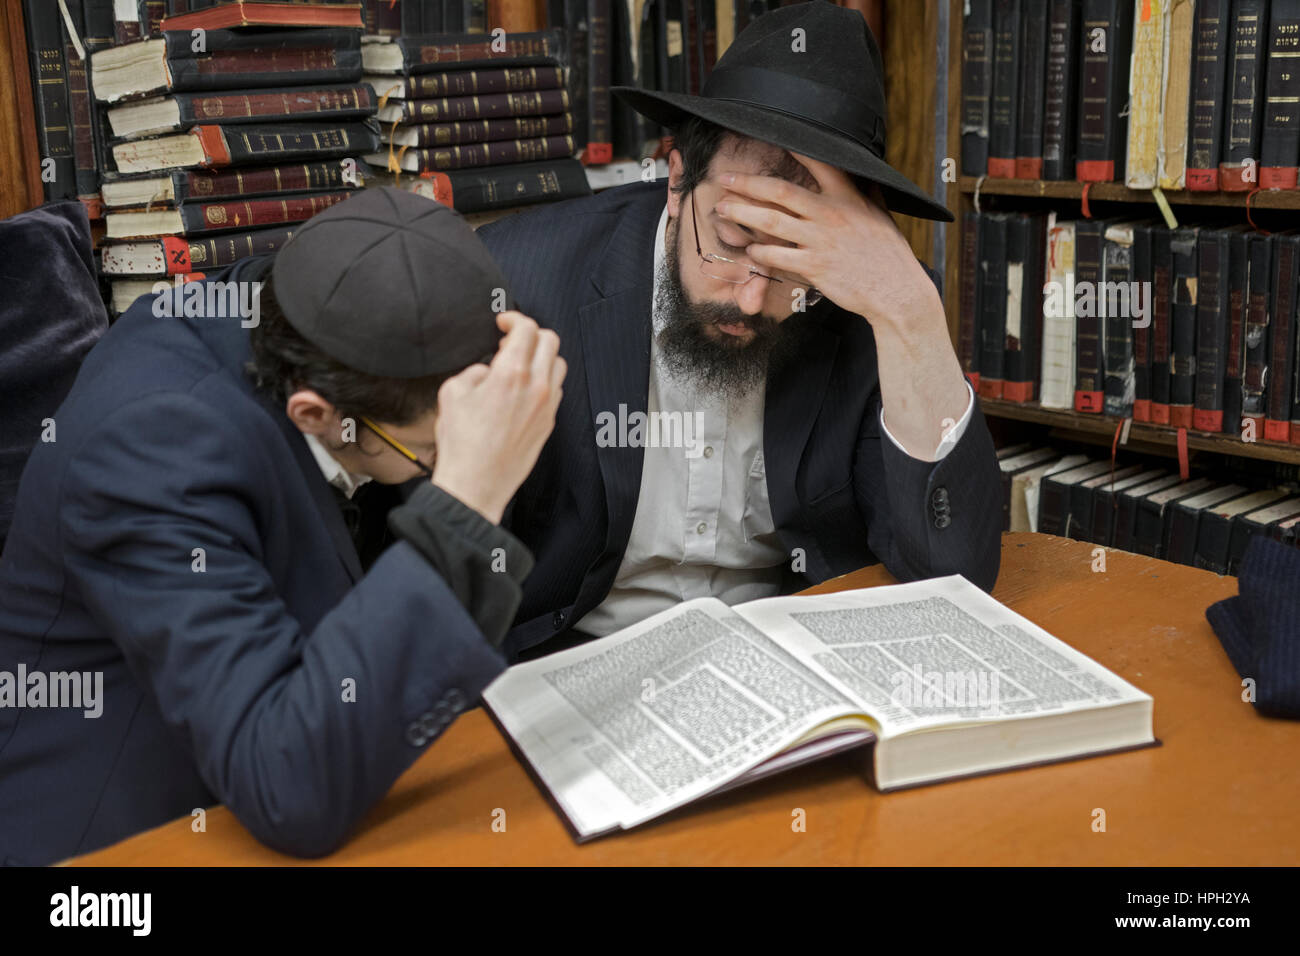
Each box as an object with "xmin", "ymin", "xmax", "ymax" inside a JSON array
[
  {"xmin": 858, "ymin": 392, "xmax": 1003, "ymax": 592},
  {"xmin": 58, "ymin": 392, "xmax": 508, "ymax": 858}
]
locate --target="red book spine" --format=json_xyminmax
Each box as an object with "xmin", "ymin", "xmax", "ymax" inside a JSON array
[
  {"xmin": 186, "ymin": 193, "xmax": 353, "ymax": 233},
  {"xmin": 414, "ymin": 38, "xmax": 557, "ymax": 66},
  {"xmin": 1074, "ymin": 390, "xmax": 1103, "ymax": 413},
  {"xmin": 1218, "ymin": 163, "xmax": 1255, "ymax": 190},
  {"xmin": 184, "ymin": 87, "xmax": 372, "ymax": 123},
  {"xmin": 1185, "ymin": 167, "xmax": 1220, "ymax": 190},
  {"xmin": 1133, "ymin": 399, "xmax": 1151, "ymax": 421},
  {"xmin": 1014, "ymin": 158, "xmax": 1043, "ymax": 178},
  {"xmin": 195, "ymin": 48, "xmax": 341, "ymax": 78},
  {"xmin": 1076, "ymin": 159, "xmax": 1115, "ymax": 182}
]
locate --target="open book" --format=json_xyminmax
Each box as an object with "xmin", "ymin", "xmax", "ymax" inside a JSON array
[{"xmin": 482, "ymin": 576, "xmax": 1155, "ymax": 841}]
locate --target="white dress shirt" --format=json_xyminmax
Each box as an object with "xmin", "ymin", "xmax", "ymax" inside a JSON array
[
  {"xmin": 576, "ymin": 206, "xmax": 974, "ymax": 637},
  {"xmin": 304, "ymin": 433, "xmax": 371, "ymax": 499}
]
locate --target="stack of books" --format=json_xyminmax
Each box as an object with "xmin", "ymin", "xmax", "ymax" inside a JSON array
[
  {"xmin": 81, "ymin": 2, "xmax": 379, "ymax": 313},
  {"xmin": 360, "ymin": 28, "xmax": 591, "ymax": 212}
]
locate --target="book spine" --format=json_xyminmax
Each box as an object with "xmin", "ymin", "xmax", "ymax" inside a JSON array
[
  {"xmin": 430, "ymin": 156, "xmax": 589, "ymax": 213},
  {"xmin": 1073, "ymin": 219, "xmax": 1105, "ymax": 411},
  {"xmin": 397, "ymin": 112, "xmax": 573, "ymax": 146},
  {"xmin": 1160, "ymin": 0, "xmax": 1196, "ymax": 189},
  {"xmin": 1076, "ymin": 0, "xmax": 1132, "ymax": 182},
  {"xmin": 398, "ymin": 88, "xmax": 570, "ymax": 122},
  {"xmin": 1042, "ymin": 0, "xmax": 1080, "ymax": 180},
  {"xmin": 218, "ymin": 122, "xmax": 382, "ymax": 166},
  {"xmin": 172, "ymin": 85, "xmax": 377, "ymax": 127},
  {"xmin": 1193, "ymin": 229, "xmax": 1230, "ymax": 433},
  {"xmin": 1169, "ymin": 229, "xmax": 1199, "ymax": 429},
  {"xmin": 165, "ymin": 31, "xmax": 365, "ymax": 93},
  {"xmin": 977, "ymin": 213, "xmax": 1009, "ymax": 398},
  {"xmin": 82, "ymin": 0, "xmax": 116, "ymax": 186},
  {"xmin": 175, "ymin": 159, "xmax": 364, "ymax": 201},
  {"xmin": 586, "ymin": 0, "xmax": 613, "ymax": 160},
  {"xmin": 1002, "ymin": 214, "xmax": 1034, "ymax": 398},
  {"xmin": 1260, "ymin": 0, "xmax": 1300, "ymax": 188},
  {"xmin": 179, "ymin": 192, "xmax": 354, "ymax": 235},
  {"xmin": 1266, "ymin": 236, "xmax": 1298, "ymax": 440},
  {"xmin": 1041, "ymin": 219, "xmax": 1077, "ymax": 408},
  {"xmin": 1242, "ymin": 234, "xmax": 1274, "ymax": 429},
  {"xmin": 23, "ymin": 0, "xmax": 77, "ymax": 201},
  {"xmin": 987, "ymin": 0, "xmax": 1021, "ymax": 177},
  {"xmin": 959, "ymin": 212, "xmax": 983, "ymax": 389},
  {"xmin": 1014, "ymin": 2, "xmax": 1049, "ymax": 178},
  {"xmin": 1101, "ymin": 223, "xmax": 1135, "ymax": 419},
  {"xmin": 115, "ymin": 0, "xmax": 143, "ymax": 44},
  {"xmin": 1220, "ymin": 0, "xmax": 1268, "ymax": 190},
  {"xmin": 62, "ymin": 4, "xmax": 100, "ymax": 202},
  {"xmin": 184, "ymin": 227, "xmax": 298, "ymax": 272},
  {"xmin": 140, "ymin": 0, "xmax": 166, "ymax": 37},
  {"xmin": 402, "ymin": 0, "xmax": 424, "ymax": 33},
  {"xmin": 1132, "ymin": 224, "xmax": 1153, "ymax": 422},
  {"xmin": 399, "ymin": 65, "xmax": 564, "ymax": 97},
  {"xmin": 1223, "ymin": 231, "xmax": 1250, "ymax": 435},
  {"xmin": 961, "ymin": 0, "xmax": 994, "ymax": 177},
  {"xmin": 1037, "ymin": 474, "xmax": 1072, "ymax": 536},
  {"xmin": 409, "ymin": 133, "xmax": 575, "ymax": 170},
  {"xmin": 369, "ymin": 0, "xmax": 403, "ymax": 36},
  {"xmin": 398, "ymin": 32, "xmax": 563, "ymax": 71},
  {"xmin": 1150, "ymin": 227, "xmax": 1173, "ymax": 423},
  {"xmin": 1186, "ymin": 0, "xmax": 1231, "ymax": 189},
  {"xmin": 1124, "ymin": 0, "xmax": 1165, "ymax": 189}
]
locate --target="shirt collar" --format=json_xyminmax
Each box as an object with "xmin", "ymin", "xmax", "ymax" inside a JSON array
[{"xmin": 303, "ymin": 433, "xmax": 372, "ymax": 499}]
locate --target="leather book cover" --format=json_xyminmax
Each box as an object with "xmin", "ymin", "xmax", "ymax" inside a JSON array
[
  {"xmin": 1223, "ymin": 230, "xmax": 1250, "ymax": 436},
  {"xmin": 1260, "ymin": 0, "xmax": 1300, "ymax": 188},
  {"xmin": 1072, "ymin": 218, "xmax": 1106, "ymax": 412},
  {"xmin": 988, "ymin": 0, "xmax": 1022, "ymax": 178},
  {"xmin": 1165, "ymin": 484, "xmax": 1247, "ymax": 564},
  {"xmin": 160, "ymin": 1, "xmax": 364, "ymax": 31},
  {"xmin": 1132, "ymin": 224, "xmax": 1153, "ymax": 422},
  {"xmin": 1003, "ymin": 213, "xmax": 1048, "ymax": 401},
  {"xmin": 959, "ymin": 212, "xmax": 983, "ymax": 390},
  {"xmin": 1193, "ymin": 228, "xmax": 1232, "ymax": 433},
  {"xmin": 1242, "ymin": 234, "xmax": 1273, "ymax": 433},
  {"xmin": 1266, "ymin": 234, "xmax": 1299, "ymax": 442},
  {"xmin": 962, "ymin": 0, "xmax": 994, "ymax": 176},
  {"xmin": 1069, "ymin": 465, "xmax": 1145, "ymax": 541},
  {"xmin": 1219, "ymin": 0, "xmax": 1268, "ymax": 190},
  {"xmin": 1186, "ymin": 0, "xmax": 1231, "ymax": 189},
  {"xmin": 1158, "ymin": 0, "xmax": 1195, "ymax": 190},
  {"xmin": 1149, "ymin": 226, "xmax": 1174, "ymax": 423},
  {"xmin": 1042, "ymin": 0, "xmax": 1081, "ymax": 180},
  {"xmin": 1101, "ymin": 222, "xmax": 1136, "ymax": 419},
  {"xmin": 1076, "ymin": 0, "xmax": 1134, "ymax": 181},
  {"xmin": 1090, "ymin": 469, "xmax": 1167, "ymax": 546},
  {"xmin": 977, "ymin": 213, "xmax": 1009, "ymax": 399},
  {"xmin": 1014, "ymin": 1, "xmax": 1049, "ymax": 178},
  {"xmin": 1168, "ymin": 227, "xmax": 1200, "ymax": 430},
  {"xmin": 1133, "ymin": 476, "xmax": 1214, "ymax": 557},
  {"xmin": 1113, "ymin": 473, "xmax": 1183, "ymax": 553}
]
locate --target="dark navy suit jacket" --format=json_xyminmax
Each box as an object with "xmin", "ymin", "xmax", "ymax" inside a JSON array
[
  {"xmin": 478, "ymin": 182, "xmax": 1003, "ymax": 659},
  {"xmin": 0, "ymin": 257, "xmax": 508, "ymax": 865}
]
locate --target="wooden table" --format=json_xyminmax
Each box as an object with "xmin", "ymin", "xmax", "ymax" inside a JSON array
[{"xmin": 68, "ymin": 533, "xmax": 1299, "ymax": 866}]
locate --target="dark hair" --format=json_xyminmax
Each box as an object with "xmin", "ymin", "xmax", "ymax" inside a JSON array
[{"xmin": 246, "ymin": 274, "xmax": 451, "ymax": 427}]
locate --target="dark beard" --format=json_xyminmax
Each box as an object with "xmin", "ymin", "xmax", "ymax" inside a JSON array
[{"xmin": 655, "ymin": 218, "xmax": 808, "ymax": 400}]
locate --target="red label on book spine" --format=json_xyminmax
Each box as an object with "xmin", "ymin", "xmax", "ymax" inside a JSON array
[
  {"xmin": 1218, "ymin": 164, "xmax": 1254, "ymax": 191},
  {"xmin": 965, "ymin": 371, "xmax": 981, "ymax": 390},
  {"xmin": 582, "ymin": 142, "xmax": 613, "ymax": 165},
  {"xmin": 1259, "ymin": 167, "xmax": 1299, "ymax": 189},
  {"xmin": 1076, "ymin": 160, "xmax": 1115, "ymax": 182},
  {"xmin": 1150, "ymin": 403, "xmax": 1171, "ymax": 425},
  {"xmin": 1014, "ymin": 158, "xmax": 1043, "ymax": 179},
  {"xmin": 162, "ymin": 236, "xmax": 192, "ymax": 274},
  {"xmin": 978, "ymin": 378, "xmax": 1005, "ymax": 400},
  {"xmin": 1133, "ymin": 399, "xmax": 1151, "ymax": 422},
  {"xmin": 986, "ymin": 157, "xmax": 1016, "ymax": 178},
  {"xmin": 1192, "ymin": 409, "xmax": 1224, "ymax": 432},
  {"xmin": 1074, "ymin": 390, "xmax": 1103, "ymax": 413},
  {"xmin": 1185, "ymin": 167, "xmax": 1219, "ymax": 190},
  {"xmin": 1168, "ymin": 405, "xmax": 1194, "ymax": 429},
  {"xmin": 1002, "ymin": 380, "xmax": 1035, "ymax": 402},
  {"xmin": 1265, "ymin": 419, "xmax": 1292, "ymax": 442}
]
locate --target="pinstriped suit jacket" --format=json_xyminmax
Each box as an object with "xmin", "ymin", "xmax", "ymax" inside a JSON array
[{"xmin": 478, "ymin": 181, "xmax": 1002, "ymax": 660}]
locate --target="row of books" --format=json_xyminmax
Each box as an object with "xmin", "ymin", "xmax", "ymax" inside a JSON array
[
  {"xmin": 996, "ymin": 443, "xmax": 1300, "ymax": 574},
  {"xmin": 961, "ymin": 0, "xmax": 1300, "ymax": 191},
  {"xmin": 959, "ymin": 212, "xmax": 1300, "ymax": 446}
]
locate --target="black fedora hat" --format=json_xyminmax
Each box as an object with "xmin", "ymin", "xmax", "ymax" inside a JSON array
[{"xmin": 612, "ymin": 0, "xmax": 952, "ymax": 223}]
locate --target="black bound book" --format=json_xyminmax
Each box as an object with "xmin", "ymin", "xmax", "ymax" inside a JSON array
[
  {"xmin": 1042, "ymin": 0, "xmax": 1081, "ymax": 180},
  {"xmin": 1165, "ymin": 484, "xmax": 1248, "ymax": 565},
  {"xmin": 987, "ymin": 0, "xmax": 1022, "ymax": 178},
  {"xmin": 1090, "ymin": 468, "xmax": 1167, "ymax": 546},
  {"xmin": 1101, "ymin": 222, "xmax": 1136, "ymax": 419},
  {"xmin": 1075, "ymin": 0, "xmax": 1133, "ymax": 182},
  {"xmin": 1069, "ymin": 465, "xmax": 1145, "ymax": 541},
  {"xmin": 998, "ymin": 447, "xmax": 1064, "ymax": 531},
  {"xmin": 1168, "ymin": 227, "xmax": 1201, "ymax": 430},
  {"xmin": 977, "ymin": 212, "xmax": 1010, "ymax": 399},
  {"xmin": 1242, "ymin": 234, "xmax": 1274, "ymax": 430},
  {"xmin": 1037, "ymin": 461, "xmax": 1108, "ymax": 537},
  {"xmin": 1194, "ymin": 489, "xmax": 1290, "ymax": 573},
  {"xmin": 1193, "ymin": 227, "xmax": 1235, "ymax": 433},
  {"xmin": 1223, "ymin": 229, "xmax": 1251, "ymax": 435},
  {"xmin": 961, "ymin": 0, "xmax": 994, "ymax": 176},
  {"xmin": 1260, "ymin": 0, "xmax": 1300, "ymax": 189},
  {"xmin": 1266, "ymin": 234, "xmax": 1300, "ymax": 442},
  {"xmin": 1150, "ymin": 226, "xmax": 1173, "ymax": 423},
  {"xmin": 1132, "ymin": 224, "xmax": 1154, "ymax": 421},
  {"xmin": 1133, "ymin": 477, "xmax": 1215, "ymax": 558},
  {"xmin": 1220, "ymin": 0, "xmax": 1270, "ymax": 190},
  {"xmin": 1004, "ymin": 213, "xmax": 1048, "ymax": 402},
  {"xmin": 1113, "ymin": 473, "xmax": 1183, "ymax": 554},
  {"xmin": 1015, "ymin": 1, "xmax": 1050, "ymax": 178},
  {"xmin": 1073, "ymin": 218, "xmax": 1108, "ymax": 412},
  {"xmin": 1186, "ymin": 0, "xmax": 1232, "ymax": 189},
  {"xmin": 416, "ymin": 157, "xmax": 591, "ymax": 213},
  {"xmin": 959, "ymin": 212, "xmax": 983, "ymax": 389},
  {"xmin": 1229, "ymin": 497, "xmax": 1300, "ymax": 573},
  {"xmin": 22, "ymin": 0, "xmax": 77, "ymax": 200}
]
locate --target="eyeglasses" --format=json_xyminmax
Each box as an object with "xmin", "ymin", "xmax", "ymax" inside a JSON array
[
  {"xmin": 689, "ymin": 187, "xmax": 824, "ymax": 309},
  {"xmin": 359, "ymin": 415, "xmax": 434, "ymax": 478}
]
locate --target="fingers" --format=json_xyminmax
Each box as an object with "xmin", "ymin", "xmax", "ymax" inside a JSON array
[
  {"xmin": 720, "ymin": 171, "xmax": 821, "ymax": 218},
  {"xmin": 788, "ymin": 152, "xmax": 855, "ymax": 197},
  {"xmin": 715, "ymin": 200, "xmax": 816, "ymax": 248},
  {"xmin": 529, "ymin": 326, "xmax": 560, "ymax": 387},
  {"xmin": 744, "ymin": 242, "xmax": 813, "ymax": 279},
  {"xmin": 491, "ymin": 311, "xmax": 539, "ymax": 376}
]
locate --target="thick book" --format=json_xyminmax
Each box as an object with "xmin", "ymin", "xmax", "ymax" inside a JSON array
[
  {"xmin": 1266, "ymin": 234, "xmax": 1300, "ymax": 443},
  {"xmin": 1124, "ymin": 0, "xmax": 1168, "ymax": 189},
  {"xmin": 1012, "ymin": 454, "xmax": 1090, "ymax": 532},
  {"xmin": 363, "ymin": 65, "xmax": 564, "ymax": 98},
  {"xmin": 1185, "ymin": 0, "xmax": 1231, "ymax": 189},
  {"xmin": 1193, "ymin": 227, "xmax": 1233, "ymax": 433},
  {"xmin": 1101, "ymin": 222, "xmax": 1137, "ymax": 419},
  {"xmin": 106, "ymin": 84, "xmax": 377, "ymax": 139},
  {"xmin": 1112, "ymin": 473, "xmax": 1185, "ymax": 553},
  {"xmin": 23, "ymin": 0, "xmax": 77, "ymax": 201},
  {"xmin": 1075, "ymin": 0, "xmax": 1134, "ymax": 181},
  {"xmin": 1014, "ymin": 1, "xmax": 1050, "ymax": 177},
  {"xmin": 1229, "ymin": 496, "xmax": 1300, "ymax": 573},
  {"xmin": 101, "ymin": 225, "xmax": 299, "ymax": 276},
  {"xmin": 375, "ymin": 88, "xmax": 570, "ymax": 123},
  {"xmin": 1041, "ymin": 216, "xmax": 1077, "ymax": 409},
  {"xmin": 159, "ymin": 1, "xmax": 364, "ymax": 31},
  {"xmin": 101, "ymin": 158, "xmax": 366, "ymax": 207},
  {"xmin": 385, "ymin": 113, "xmax": 574, "ymax": 147},
  {"xmin": 1068, "ymin": 465, "xmax": 1146, "ymax": 541},
  {"xmin": 361, "ymin": 29, "xmax": 565, "ymax": 74},
  {"xmin": 1132, "ymin": 223, "xmax": 1154, "ymax": 422},
  {"xmin": 105, "ymin": 191, "xmax": 355, "ymax": 239},
  {"xmin": 961, "ymin": 0, "xmax": 994, "ymax": 176},
  {"xmin": 364, "ymin": 0, "xmax": 404, "ymax": 36},
  {"xmin": 481, "ymin": 576, "xmax": 1156, "ymax": 840},
  {"xmin": 987, "ymin": 0, "xmax": 1022, "ymax": 178},
  {"xmin": 1042, "ymin": 0, "xmax": 1081, "ymax": 180},
  {"xmin": 1220, "ymin": 0, "xmax": 1269, "ymax": 190},
  {"xmin": 998, "ymin": 446, "xmax": 1065, "ymax": 531},
  {"xmin": 1089, "ymin": 468, "xmax": 1169, "ymax": 546},
  {"xmin": 1132, "ymin": 476, "xmax": 1215, "ymax": 557},
  {"xmin": 1168, "ymin": 227, "xmax": 1200, "ymax": 430},
  {"xmin": 1165, "ymin": 483, "xmax": 1247, "ymax": 564},
  {"xmin": 1222, "ymin": 229, "xmax": 1251, "ymax": 436},
  {"xmin": 91, "ymin": 28, "xmax": 365, "ymax": 103},
  {"xmin": 1260, "ymin": 0, "xmax": 1300, "ymax": 187},
  {"xmin": 1003, "ymin": 213, "xmax": 1048, "ymax": 402},
  {"xmin": 1073, "ymin": 218, "xmax": 1107, "ymax": 412},
  {"xmin": 1242, "ymin": 233, "xmax": 1274, "ymax": 433},
  {"xmin": 112, "ymin": 121, "xmax": 382, "ymax": 174},
  {"xmin": 977, "ymin": 212, "xmax": 1010, "ymax": 399},
  {"xmin": 1149, "ymin": 226, "xmax": 1174, "ymax": 423},
  {"xmin": 958, "ymin": 212, "xmax": 982, "ymax": 390},
  {"xmin": 409, "ymin": 156, "xmax": 591, "ymax": 213},
  {"xmin": 372, "ymin": 134, "xmax": 575, "ymax": 171},
  {"xmin": 1159, "ymin": 0, "xmax": 1197, "ymax": 189},
  {"xmin": 1037, "ymin": 460, "xmax": 1109, "ymax": 536},
  {"xmin": 115, "ymin": 1, "xmax": 144, "ymax": 45},
  {"xmin": 1194, "ymin": 488, "xmax": 1291, "ymax": 573}
]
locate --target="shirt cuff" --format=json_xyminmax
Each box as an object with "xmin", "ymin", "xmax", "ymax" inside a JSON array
[{"xmin": 879, "ymin": 379, "xmax": 975, "ymax": 462}]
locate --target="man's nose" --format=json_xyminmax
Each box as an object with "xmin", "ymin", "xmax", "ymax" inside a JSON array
[{"xmin": 732, "ymin": 275, "xmax": 770, "ymax": 315}]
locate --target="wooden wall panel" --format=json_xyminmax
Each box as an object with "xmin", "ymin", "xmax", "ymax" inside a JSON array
[
  {"xmin": 0, "ymin": 0, "xmax": 43, "ymax": 220},
  {"xmin": 882, "ymin": 0, "xmax": 936, "ymax": 273}
]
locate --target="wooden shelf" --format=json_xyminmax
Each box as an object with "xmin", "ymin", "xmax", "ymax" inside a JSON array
[
  {"xmin": 958, "ymin": 176, "xmax": 1300, "ymax": 210},
  {"xmin": 979, "ymin": 398, "xmax": 1300, "ymax": 466}
]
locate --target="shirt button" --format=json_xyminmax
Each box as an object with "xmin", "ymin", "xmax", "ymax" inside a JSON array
[
  {"xmin": 696, "ymin": 522, "xmax": 707, "ymax": 534},
  {"xmin": 703, "ymin": 446, "xmax": 714, "ymax": 458}
]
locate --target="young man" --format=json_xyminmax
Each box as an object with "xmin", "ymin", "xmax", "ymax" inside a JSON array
[
  {"xmin": 477, "ymin": 1, "xmax": 1002, "ymax": 660},
  {"xmin": 0, "ymin": 188, "xmax": 565, "ymax": 865}
]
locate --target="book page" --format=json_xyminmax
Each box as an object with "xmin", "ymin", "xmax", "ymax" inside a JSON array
[
  {"xmin": 482, "ymin": 598, "xmax": 862, "ymax": 837},
  {"xmin": 733, "ymin": 576, "xmax": 1151, "ymax": 739}
]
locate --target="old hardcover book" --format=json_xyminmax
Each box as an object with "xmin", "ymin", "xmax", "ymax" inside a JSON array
[
  {"xmin": 22, "ymin": 0, "xmax": 77, "ymax": 200},
  {"xmin": 361, "ymin": 29, "xmax": 565, "ymax": 73},
  {"xmin": 988, "ymin": 0, "xmax": 1022, "ymax": 177},
  {"xmin": 1195, "ymin": 489, "xmax": 1292, "ymax": 573},
  {"xmin": 105, "ymin": 191, "xmax": 354, "ymax": 239},
  {"xmin": 364, "ymin": 65, "xmax": 564, "ymax": 99},
  {"xmin": 372, "ymin": 134, "xmax": 576, "ymax": 171},
  {"xmin": 1011, "ymin": 454, "xmax": 1090, "ymax": 532},
  {"xmin": 482, "ymin": 576, "xmax": 1156, "ymax": 840},
  {"xmin": 1101, "ymin": 222, "xmax": 1137, "ymax": 419},
  {"xmin": 1158, "ymin": 0, "xmax": 1196, "ymax": 189},
  {"xmin": 1229, "ymin": 496, "xmax": 1300, "ymax": 573},
  {"xmin": 1125, "ymin": 0, "xmax": 1168, "ymax": 188},
  {"xmin": 1220, "ymin": 0, "xmax": 1269, "ymax": 190},
  {"xmin": 1185, "ymin": 0, "xmax": 1231, "ymax": 189},
  {"xmin": 364, "ymin": 0, "xmax": 404, "ymax": 36},
  {"xmin": 1037, "ymin": 460, "xmax": 1109, "ymax": 535},
  {"xmin": 1089, "ymin": 468, "xmax": 1169, "ymax": 546},
  {"xmin": 1165, "ymin": 483, "xmax": 1247, "ymax": 564},
  {"xmin": 998, "ymin": 447, "xmax": 1065, "ymax": 530},
  {"xmin": 106, "ymin": 85, "xmax": 377, "ymax": 139},
  {"xmin": 384, "ymin": 113, "xmax": 574, "ymax": 147},
  {"xmin": 101, "ymin": 158, "xmax": 366, "ymax": 207},
  {"xmin": 1042, "ymin": 0, "xmax": 1082, "ymax": 179},
  {"xmin": 111, "ymin": 121, "xmax": 382, "ymax": 174},
  {"xmin": 1076, "ymin": 0, "xmax": 1134, "ymax": 181},
  {"xmin": 1132, "ymin": 223, "xmax": 1154, "ymax": 422},
  {"xmin": 977, "ymin": 213, "xmax": 1010, "ymax": 399},
  {"xmin": 1222, "ymin": 229, "xmax": 1250, "ymax": 436},
  {"xmin": 1068, "ymin": 465, "xmax": 1146, "ymax": 541},
  {"xmin": 1041, "ymin": 217, "xmax": 1077, "ymax": 409},
  {"xmin": 375, "ymin": 89, "xmax": 570, "ymax": 123},
  {"xmin": 1113, "ymin": 473, "xmax": 1184, "ymax": 553},
  {"xmin": 1149, "ymin": 226, "xmax": 1174, "ymax": 423},
  {"xmin": 409, "ymin": 156, "xmax": 591, "ymax": 213},
  {"xmin": 1073, "ymin": 218, "xmax": 1108, "ymax": 412},
  {"xmin": 1260, "ymin": 0, "xmax": 1300, "ymax": 188},
  {"xmin": 1193, "ymin": 227, "xmax": 1234, "ymax": 433},
  {"xmin": 1168, "ymin": 227, "xmax": 1200, "ymax": 430},
  {"xmin": 961, "ymin": 0, "xmax": 994, "ymax": 176},
  {"xmin": 1015, "ymin": 1, "xmax": 1050, "ymax": 177},
  {"xmin": 1241, "ymin": 233, "xmax": 1274, "ymax": 433},
  {"xmin": 101, "ymin": 226, "xmax": 299, "ymax": 276},
  {"xmin": 1265, "ymin": 234, "xmax": 1300, "ymax": 442},
  {"xmin": 1132, "ymin": 476, "xmax": 1215, "ymax": 557},
  {"xmin": 959, "ymin": 212, "xmax": 983, "ymax": 390},
  {"xmin": 1003, "ymin": 213, "xmax": 1048, "ymax": 401},
  {"xmin": 160, "ymin": 1, "xmax": 364, "ymax": 30}
]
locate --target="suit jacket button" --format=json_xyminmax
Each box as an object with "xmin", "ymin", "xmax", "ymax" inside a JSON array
[
  {"xmin": 445, "ymin": 689, "xmax": 465, "ymax": 713},
  {"xmin": 553, "ymin": 609, "xmax": 566, "ymax": 629},
  {"xmin": 932, "ymin": 487, "xmax": 950, "ymax": 508},
  {"xmin": 935, "ymin": 514, "xmax": 952, "ymax": 529},
  {"xmin": 406, "ymin": 722, "xmax": 427, "ymax": 747}
]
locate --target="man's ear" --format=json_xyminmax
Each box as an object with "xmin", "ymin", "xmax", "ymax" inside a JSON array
[
  {"xmin": 666, "ymin": 147, "xmax": 685, "ymax": 218},
  {"xmin": 285, "ymin": 389, "xmax": 339, "ymax": 438}
]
